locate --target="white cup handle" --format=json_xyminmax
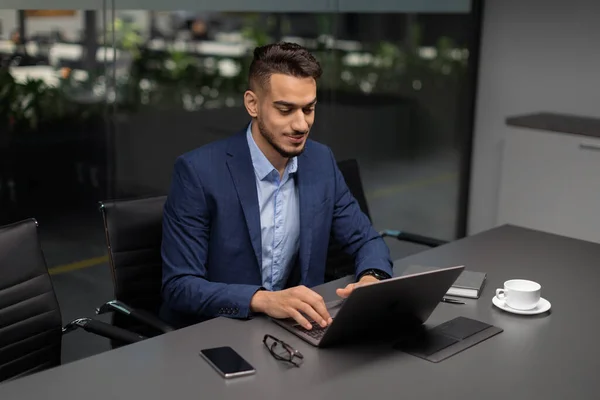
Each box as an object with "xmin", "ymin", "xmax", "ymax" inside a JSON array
[{"xmin": 496, "ymin": 288, "xmax": 506, "ymax": 300}]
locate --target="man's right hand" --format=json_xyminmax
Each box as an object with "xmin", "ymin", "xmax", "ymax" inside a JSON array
[{"xmin": 250, "ymin": 286, "xmax": 332, "ymax": 330}]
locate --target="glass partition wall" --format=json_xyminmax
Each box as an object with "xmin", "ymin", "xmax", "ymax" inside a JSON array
[
  {"xmin": 111, "ymin": 1, "xmax": 477, "ymax": 244},
  {"xmin": 0, "ymin": 0, "xmax": 481, "ymax": 362}
]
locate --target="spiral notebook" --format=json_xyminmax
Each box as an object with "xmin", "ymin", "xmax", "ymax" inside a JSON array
[{"xmin": 402, "ymin": 265, "xmax": 486, "ymax": 299}]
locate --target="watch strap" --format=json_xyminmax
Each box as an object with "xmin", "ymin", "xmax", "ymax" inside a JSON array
[{"xmin": 357, "ymin": 269, "xmax": 392, "ymax": 281}]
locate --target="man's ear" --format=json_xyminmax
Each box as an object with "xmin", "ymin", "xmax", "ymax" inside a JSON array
[{"xmin": 244, "ymin": 90, "xmax": 259, "ymax": 118}]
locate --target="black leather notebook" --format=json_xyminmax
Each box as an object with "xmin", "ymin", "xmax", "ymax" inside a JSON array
[
  {"xmin": 402, "ymin": 265, "xmax": 487, "ymax": 299},
  {"xmin": 394, "ymin": 317, "xmax": 503, "ymax": 363}
]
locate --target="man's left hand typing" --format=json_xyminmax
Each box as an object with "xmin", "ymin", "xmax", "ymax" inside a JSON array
[{"xmin": 335, "ymin": 275, "xmax": 380, "ymax": 299}]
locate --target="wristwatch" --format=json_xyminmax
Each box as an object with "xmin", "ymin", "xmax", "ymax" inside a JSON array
[{"xmin": 357, "ymin": 269, "xmax": 392, "ymax": 281}]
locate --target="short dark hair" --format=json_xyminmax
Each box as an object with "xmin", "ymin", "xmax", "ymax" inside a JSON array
[{"xmin": 248, "ymin": 42, "xmax": 322, "ymax": 92}]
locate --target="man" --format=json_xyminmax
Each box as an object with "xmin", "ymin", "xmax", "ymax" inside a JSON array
[{"xmin": 160, "ymin": 42, "xmax": 393, "ymax": 330}]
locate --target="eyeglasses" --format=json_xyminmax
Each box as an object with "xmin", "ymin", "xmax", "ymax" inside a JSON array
[{"xmin": 263, "ymin": 334, "xmax": 304, "ymax": 367}]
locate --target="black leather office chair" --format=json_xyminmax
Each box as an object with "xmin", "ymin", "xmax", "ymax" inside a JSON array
[
  {"xmin": 97, "ymin": 196, "xmax": 173, "ymax": 348},
  {"xmin": 0, "ymin": 219, "xmax": 145, "ymax": 383},
  {"xmin": 325, "ymin": 159, "xmax": 448, "ymax": 281}
]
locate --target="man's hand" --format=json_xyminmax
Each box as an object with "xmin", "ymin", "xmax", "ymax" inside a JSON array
[
  {"xmin": 250, "ymin": 286, "xmax": 332, "ymax": 330},
  {"xmin": 335, "ymin": 275, "xmax": 380, "ymax": 299}
]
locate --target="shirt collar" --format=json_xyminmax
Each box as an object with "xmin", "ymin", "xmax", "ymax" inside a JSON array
[{"xmin": 246, "ymin": 122, "xmax": 298, "ymax": 180}]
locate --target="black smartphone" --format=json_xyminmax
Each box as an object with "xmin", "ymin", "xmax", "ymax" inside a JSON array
[{"xmin": 199, "ymin": 347, "xmax": 256, "ymax": 378}]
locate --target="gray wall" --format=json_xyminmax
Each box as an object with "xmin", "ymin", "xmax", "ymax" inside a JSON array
[{"xmin": 468, "ymin": 0, "xmax": 600, "ymax": 235}]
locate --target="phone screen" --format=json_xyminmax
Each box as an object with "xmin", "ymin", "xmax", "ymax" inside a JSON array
[{"xmin": 200, "ymin": 347, "xmax": 255, "ymax": 377}]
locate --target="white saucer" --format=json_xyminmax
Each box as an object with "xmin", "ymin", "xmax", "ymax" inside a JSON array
[{"xmin": 492, "ymin": 296, "xmax": 551, "ymax": 315}]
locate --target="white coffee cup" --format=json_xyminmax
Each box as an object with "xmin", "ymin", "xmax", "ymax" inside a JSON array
[{"xmin": 496, "ymin": 279, "xmax": 541, "ymax": 310}]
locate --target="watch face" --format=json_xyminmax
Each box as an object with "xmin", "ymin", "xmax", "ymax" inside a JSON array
[
  {"xmin": 364, "ymin": 270, "xmax": 382, "ymax": 280},
  {"xmin": 360, "ymin": 269, "xmax": 390, "ymax": 281},
  {"xmin": 370, "ymin": 270, "xmax": 390, "ymax": 280}
]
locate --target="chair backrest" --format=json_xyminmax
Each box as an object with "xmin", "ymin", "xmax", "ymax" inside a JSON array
[
  {"xmin": 0, "ymin": 219, "xmax": 62, "ymax": 383},
  {"xmin": 100, "ymin": 196, "xmax": 166, "ymax": 336},
  {"xmin": 325, "ymin": 159, "xmax": 372, "ymax": 282},
  {"xmin": 336, "ymin": 159, "xmax": 372, "ymax": 220}
]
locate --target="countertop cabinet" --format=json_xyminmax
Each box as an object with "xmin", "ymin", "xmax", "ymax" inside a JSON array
[{"xmin": 498, "ymin": 124, "xmax": 600, "ymax": 243}]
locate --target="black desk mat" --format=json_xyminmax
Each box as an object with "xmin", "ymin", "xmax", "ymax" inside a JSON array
[{"xmin": 394, "ymin": 317, "xmax": 503, "ymax": 363}]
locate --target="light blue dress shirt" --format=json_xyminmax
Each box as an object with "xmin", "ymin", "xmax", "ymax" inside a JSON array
[{"xmin": 246, "ymin": 123, "xmax": 300, "ymax": 291}]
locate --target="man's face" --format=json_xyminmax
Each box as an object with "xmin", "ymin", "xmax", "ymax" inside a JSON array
[{"xmin": 251, "ymin": 73, "xmax": 317, "ymax": 158}]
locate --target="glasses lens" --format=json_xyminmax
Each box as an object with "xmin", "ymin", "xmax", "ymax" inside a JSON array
[
  {"xmin": 264, "ymin": 335, "xmax": 304, "ymax": 366},
  {"xmin": 264, "ymin": 336, "xmax": 292, "ymax": 360},
  {"xmin": 272, "ymin": 342, "xmax": 292, "ymax": 360}
]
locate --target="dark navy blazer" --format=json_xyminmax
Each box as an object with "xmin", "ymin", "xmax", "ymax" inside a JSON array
[{"xmin": 160, "ymin": 129, "xmax": 393, "ymax": 327}]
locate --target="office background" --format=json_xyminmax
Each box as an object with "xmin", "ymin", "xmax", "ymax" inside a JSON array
[
  {"xmin": 1, "ymin": 0, "xmax": 598, "ymax": 364},
  {"xmin": 469, "ymin": 0, "xmax": 600, "ymax": 236}
]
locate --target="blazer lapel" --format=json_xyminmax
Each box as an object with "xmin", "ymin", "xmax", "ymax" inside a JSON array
[
  {"xmin": 297, "ymin": 151, "xmax": 317, "ymax": 284},
  {"xmin": 226, "ymin": 132, "xmax": 262, "ymax": 269}
]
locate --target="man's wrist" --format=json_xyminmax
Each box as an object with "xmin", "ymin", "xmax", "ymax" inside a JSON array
[
  {"xmin": 358, "ymin": 275, "xmax": 380, "ymax": 284},
  {"xmin": 357, "ymin": 269, "xmax": 392, "ymax": 282},
  {"xmin": 250, "ymin": 289, "xmax": 269, "ymax": 313}
]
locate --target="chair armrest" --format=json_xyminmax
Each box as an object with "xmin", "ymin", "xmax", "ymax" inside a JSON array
[
  {"xmin": 62, "ymin": 318, "xmax": 146, "ymax": 344},
  {"xmin": 380, "ymin": 229, "xmax": 448, "ymax": 248},
  {"xmin": 97, "ymin": 300, "xmax": 174, "ymax": 334}
]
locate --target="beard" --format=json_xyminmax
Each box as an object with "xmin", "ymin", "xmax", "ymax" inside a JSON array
[{"xmin": 257, "ymin": 116, "xmax": 307, "ymax": 158}]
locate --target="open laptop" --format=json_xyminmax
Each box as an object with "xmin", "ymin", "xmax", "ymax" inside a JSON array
[{"xmin": 272, "ymin": 265, "xmax": 464, "ymax": 347}]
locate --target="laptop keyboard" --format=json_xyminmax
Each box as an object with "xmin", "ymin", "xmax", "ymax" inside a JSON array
[
  {"xmin": 293, "ymin": 321, "xmax": 330, "ymax": 340},
  {"xmin": 290, "ymin": 303, "xmax": 343, "ymax": 341}
]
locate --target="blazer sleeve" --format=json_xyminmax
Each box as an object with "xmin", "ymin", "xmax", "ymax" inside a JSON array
[
  {"xmin": 327, "ymin": 149, "xmax": 394, "ymax": 279},
  {"xmin": 161, "ymin": 156, "xmax": 262, "ymax": 319}
]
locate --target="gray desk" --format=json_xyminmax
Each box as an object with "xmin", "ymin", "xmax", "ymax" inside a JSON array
[{"xmin": 1, "ymin": 225, "xmax": 599, "ymax": 399}]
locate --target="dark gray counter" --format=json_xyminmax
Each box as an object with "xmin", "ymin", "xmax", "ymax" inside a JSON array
[{"xmin": 506, "ymin": 112, "xmax": 600, "ymax": 139}]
